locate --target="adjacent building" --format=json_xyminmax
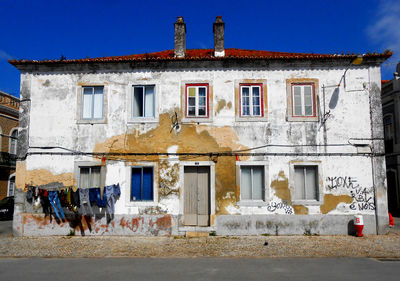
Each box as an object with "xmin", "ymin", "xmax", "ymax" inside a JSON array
[
  {"xmin": 0, "ymin": 90, "xmax": 19, "ymax": 199},
  {"xmin": 382, "ymin": 62, "xmax": 400, "ymax": 216},
  {"xmin": 9, "ymin": 17, "xmax": 391, "ymax": 236}
]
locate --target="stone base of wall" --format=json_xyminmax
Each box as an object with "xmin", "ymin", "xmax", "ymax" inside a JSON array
[
  {"xmin": 215, "ymin": 214, "xmax": 377, "ymax": 236},
  {"xmin": 13, "ymin": 213, "xmax": 179, "ymax": 237},
  {"xmin": 13, "ymin": 213, "xmax": 378, "ymax": 236}
]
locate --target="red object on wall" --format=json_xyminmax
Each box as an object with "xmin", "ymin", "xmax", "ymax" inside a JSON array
[
  {"xmin": 354, "ymin": 224, "xmax": 364, "ymax": 237},
  {"xmin": 389, "ymin": 212, "xmax": 394, "ymax": 227}
]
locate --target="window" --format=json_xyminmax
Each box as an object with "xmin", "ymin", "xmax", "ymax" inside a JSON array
[
  {"xmin": 240, "ymin": 166, "xmax": 264, "ymax": 201},
  {"xmin": 9, "ymin": 129, "xmax": 18, "ymax": 155},
  {"xmin": 82, "ymin": 86, "xmax": 104, "ymax": 119},
  {"xmin": 133, "ymin": 85, "xmax": 155, "ymax": 118},
  {"xmin": 294, "ymin": 166, "xmax": 318, "ymax": 201},
  {"xmin": 292, "ymin": 83, "xmax": 315, "ymax": 117},
  {"xmin": 8, "ymin": 175, "xmax": 15, "ymax": 197},
  {"xmin": 79, "ymin": 166, "xmax": 102, "ymax": 189},
  {"xmin": 131, "ymin": 167, "xmax": 154, "ymax": 201},
  {"xmin": 240, "ymin": 84, "xmax": 263, "ymax": 117},
  {"xmin": 286, "ymin": 79, "xmax": 318, "ymax": 122},
  {"xmin": 185, "ymin": 84, "xmax": 209, "ymax": 118},
  {"xmin": 384, "ymin": 115, "xmax": 394, "ymax": 153}
]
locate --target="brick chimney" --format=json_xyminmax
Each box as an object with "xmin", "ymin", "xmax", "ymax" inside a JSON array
[
  {"xmin": 213, "ymin": 16, "xmax": 225, "ymax": 57},
  {"xmin": 174, "ymin": 16, "xmax": 186, "ymax": 58}
]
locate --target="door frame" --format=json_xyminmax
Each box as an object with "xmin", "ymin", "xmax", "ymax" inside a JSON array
[{"xmin": 180, "ymin": 161, "xmax": 215, "ymax": 226}]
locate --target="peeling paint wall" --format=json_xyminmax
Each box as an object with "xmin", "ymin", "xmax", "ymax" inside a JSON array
[{"xmin": 13, "ymin": 62, "xmax": 387, "ymax": 236}]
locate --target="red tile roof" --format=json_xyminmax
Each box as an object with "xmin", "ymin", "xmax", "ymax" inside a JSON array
[{"xmin": 8, "ymin": 48, "xmax": 393, "ymax": 65}]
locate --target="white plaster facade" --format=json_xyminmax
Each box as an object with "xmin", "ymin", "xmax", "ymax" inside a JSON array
[{"xmin": 10, "ymin": 18, "xmax": 391, "ymax": 236}]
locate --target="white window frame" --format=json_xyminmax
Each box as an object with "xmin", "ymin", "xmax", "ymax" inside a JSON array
[
  {"xmin": 74, "ymin": 161, "xmax": 106, "ymax": 189},
  {"xmin": 9, "ymin": 128, "xmax": 18, "ymax": 155},
  {"xmin": 291, "ymin": 83, "xmax": 315, "ymax": 117},
  {"xmin": 125, "ymin": 162, "xmax": 158, "ymax": 207},
  {"xmin": 286, "ymin": 79, "xmax": 319, "ymax": 122},
  {"xmin": 132, "ymin": 85, "xmax": 155, "ymax": 118},
  {"xmin": 77, "ymin": 85, "xmax": 107, "ymax": 124},
  {"xmin": 240, "ymin": 84, "xmax": 263, "ymax": 117},
  {"xmin": 186, "ymin": 84, "xmax": 209, "ymax": 118},
  {"xmin": 236, "ymin": 161, "xmax": 269, "ymax": 206},
  {"xmin": 128, "ymin": 84, "xmax": 159, "ymax": 123},
  {"xmin": 82, "ymin": 86, "xmax": 104, "ymax": 120},
  {"xmin": 289, "ymin": 161, "xmax": 323, "ymax": 205}
]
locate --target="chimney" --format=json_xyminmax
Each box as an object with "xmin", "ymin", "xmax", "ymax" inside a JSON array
[
  {"xmin": 174, "ymin": 16, "xmax": 186, "ymax": 58},
  {"xmin": 213, "ymin": 16, "xmax": 225, "ymax": 57}
]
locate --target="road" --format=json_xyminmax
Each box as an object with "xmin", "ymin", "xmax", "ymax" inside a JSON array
[{"xmin": 0, "ymin": 257, "xmax": 399, "ymax": 281}]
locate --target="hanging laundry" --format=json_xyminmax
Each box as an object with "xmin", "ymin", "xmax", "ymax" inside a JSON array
[
  {"xmin": 32, "ymin": 187, "xmax": 41, "ymax": 211},
  {"xmin": 71, "ymin": 188, "xmax": 80, "ymax": 207},
  {"xmin": 26, "ymin": 186, "xmax": 34, "ymax": 203},
  {"xmin": 105, "ymin": 183, "xmax": 120, "ymax": 216},
  {"xmin": 39, "ymin": 189, "xmax": 51, "ymax": 216},
  {"xmin": 79, "ymin": 188, "xmax": 94, "ymax": 216},
  {"xmin": 58, "ymin": 189, "xmax": 69, "ymax": 208},
  {"xmin": 89, "ymin": 187, "xmax": 107, "ymax": 208},
  {"xmin": 48, "ymin": 190, "xmax": 66, "ymax": 222}
]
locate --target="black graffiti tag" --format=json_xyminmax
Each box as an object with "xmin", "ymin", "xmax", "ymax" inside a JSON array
[
  {"xmin": 326, "ymin": 176, "xmax": 360, "ymax": 190},
  {"xmin": 267, "ymin": 201, "xmax": 293, "ymax": 214}
]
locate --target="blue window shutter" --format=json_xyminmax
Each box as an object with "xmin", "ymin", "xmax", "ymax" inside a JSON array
[
  {"xmin": 131, "ymin": 168, "xmax": 142, "ymax": 201},
  {"xmin": 142, "ymin": 167, "xmax": 153, "ymax": 200}
]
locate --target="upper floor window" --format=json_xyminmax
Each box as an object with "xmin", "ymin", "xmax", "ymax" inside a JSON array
[
  {"xmin": 292, "ymin": 83, "xmax": 315, "ymax": 117},
  {"xmin": 384, "ymin": 114, "xmax": 394, "ymax": 153},
  {"xmin": 286, "ymin": 79, "xmax": 319, "ymax": 122},
  {"xmin": 9, "ymin": 129, "xmax": 18, "ymax": 155},
  {"xmin": 82, "ymin": 86, "xmax": 104, "ymax": 120},
  {"xmin": 240, "ymin": 84, "xmax": 263, "ymax": 117},
  {"xmin": 133, "ymin": 85, "xmax": 155, "ymax": 118},
  {"xmin": 185, "ymin": 84, "xmax": 209, "ymax": 118}
]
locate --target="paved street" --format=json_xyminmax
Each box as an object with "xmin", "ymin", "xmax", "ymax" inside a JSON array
[{"xmin": 0, "ymin": 257, "xmax": 399, "ymax": 281}]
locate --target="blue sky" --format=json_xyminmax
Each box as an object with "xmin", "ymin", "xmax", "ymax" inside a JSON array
[{"xmin": 1, "ymin": 0, "xmax": 399, "ymax": 97}]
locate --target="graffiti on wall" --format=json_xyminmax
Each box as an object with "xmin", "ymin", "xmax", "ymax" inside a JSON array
[
  {"xmin": 326, "ymin": 176, "xmax": 375, "ymax": 211},
  {"xmin": 267, "ymin": 201, "xmax": 293, "ymax": 214}
]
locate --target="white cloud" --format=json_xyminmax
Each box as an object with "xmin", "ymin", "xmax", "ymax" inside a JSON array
[
  {"xmin": 367, "ymin": 0, "xmax": 400, "ymax": 73},
  {"xmin": 0, "ymin": 50, "xmax": 13, "ymax": 60}
]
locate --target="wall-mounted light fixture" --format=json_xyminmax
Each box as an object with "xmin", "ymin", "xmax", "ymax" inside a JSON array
[{"xmin": 338, "ymin": 55, "xmax": 364, "ymax": 88}]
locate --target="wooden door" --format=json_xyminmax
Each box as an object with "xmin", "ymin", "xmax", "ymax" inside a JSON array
[{"xmin": 184, "ymin": 166, "xmax": 210, "ymax": 226}]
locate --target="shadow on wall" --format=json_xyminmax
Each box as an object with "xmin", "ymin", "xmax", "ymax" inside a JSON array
[
  {"xmin": 347, "ymin": 219, "xmax": 356, "ymax": 236},
  {"xmin": 329, "ymin": 87, "xmax": 340, "ymax": 110}
]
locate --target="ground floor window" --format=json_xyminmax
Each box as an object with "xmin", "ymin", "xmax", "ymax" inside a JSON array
[
  {"xmin": 294, "ymin": 165, "xmax": 318, "ymax": 201},
  {"xmin": 79, "ymin": 166, "xmax": 101, "ymax": 188},
  {"xmin": 240, "ymin": 166, "xmax": 264, "ymax": 201},
  {"xmin": 131, "ymin": 167, "xmax": 154, "ymax": 201}
]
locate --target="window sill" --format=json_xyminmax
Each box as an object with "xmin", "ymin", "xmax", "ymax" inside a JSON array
[
  {"xmin": 237, "ymin": 200, "xmax": 267, "ymax": 207},
  {"xmin": 181, "ymin": 117, "xmax": 212, "ymax": 124},
  {"xmin": 128, "ymin": 117, "xmax": 159, "ymax": 124},
  {"xmin": 286, "ymin": 116, "xmax": 318, "ymax": 122},
  {"xmin": 292, "ymin": 200, "xmax": 322, "ymax": 206},
  {"xmin": 125, "ymin": 201, "xmax": 158, "ymax": 207},
  {"xmin": 235, "ymin": 116, "xmax": 268, "ymax": 122},
  {"xmin": 77, "ymin": 119, "xmax": 107, "ymax": 125}
]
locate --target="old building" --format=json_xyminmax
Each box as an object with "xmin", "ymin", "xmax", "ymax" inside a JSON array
[
  {"xmin": 9, "ymin": 17, "xmax": 391, "ymax": 236},
  {"xmin": 0, "ymin": 90, "xmax": 19, "ymax": 200},
  {"xmin": 382, "ymin": 62, "xmax": 400, "ymax": 216}
]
